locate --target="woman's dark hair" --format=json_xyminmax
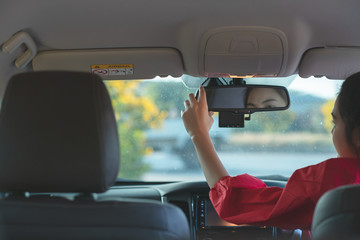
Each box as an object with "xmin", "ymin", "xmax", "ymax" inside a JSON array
[{"xmin": 337, "ymin": 72, "xmax": 360, "ymax": 152}]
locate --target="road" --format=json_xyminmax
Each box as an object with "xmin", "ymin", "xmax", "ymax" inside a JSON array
[{"xmin": 142, "ymin": 150, "xmax": 337, "ymax": 181}]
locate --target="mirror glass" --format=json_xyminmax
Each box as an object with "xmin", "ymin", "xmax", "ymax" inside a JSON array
[{"xmin": 204, "ymin": 85, "xmax": 290, "ymax": 113}]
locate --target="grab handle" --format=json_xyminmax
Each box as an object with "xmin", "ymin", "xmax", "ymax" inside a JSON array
[{"xmin": 2, "ymin": 31, "xmax": 37, "ymax": 69}]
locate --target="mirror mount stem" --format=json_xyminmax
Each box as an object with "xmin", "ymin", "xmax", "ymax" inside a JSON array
[
  {"xmin": 230, "ymin": 78, "xmax": 246, "ymax": 86},
  {"xmin": 203, "ymin": 77, "xmax": 225, "ymax": 87}
]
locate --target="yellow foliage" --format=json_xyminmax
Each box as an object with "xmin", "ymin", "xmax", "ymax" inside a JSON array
[
  {"xmin": 105, "ymin": 80, "xmax": 167, "ymax": 179},
  {"xmin": 321, "ymin": 99, "xmax": 335, "ymax": 133},
  {"xmin": 106, "ymin": 80, "xmax": 167, "ymax": 128},
  {"xmin": 144, "ymin": 146, "xmax": 154, "ymax": 155}
]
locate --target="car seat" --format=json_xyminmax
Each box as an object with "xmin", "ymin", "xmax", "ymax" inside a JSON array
[
  {"xmin": 0, "ymin": 71, "xmax": 190, "ymax": 240},
  {"xmin": 311, "ymin": 184, "xmax": 360, "ymax": 240}
]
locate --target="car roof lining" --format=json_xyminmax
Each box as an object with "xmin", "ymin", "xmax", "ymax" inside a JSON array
[{"xmin": 1, "ymin": 0, "xmax": 360, "ymax": 99}]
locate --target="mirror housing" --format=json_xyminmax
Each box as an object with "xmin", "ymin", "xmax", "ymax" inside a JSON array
[{"xmin": 203, "ymin": 85, "xmax": 290, "ymax": 114}]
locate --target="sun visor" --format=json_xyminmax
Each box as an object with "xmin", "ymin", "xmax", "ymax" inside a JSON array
[
  {"xmin": 299, "ymin": 48, "xmax": 360, "ymax": 80},
  {"xmin": 32, "ymin": 48, "xmax": 183, "ymax": 80},
  {"xmin": 199, "ymin": 27, "xmax": 288, "ymax": 78}
]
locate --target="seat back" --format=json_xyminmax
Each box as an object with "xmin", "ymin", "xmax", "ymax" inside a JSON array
[
  {"xmin": 0, "ymin": 71, "xmax": 119, "ymax": 193},
  {"xmin": 0, "ymin": 71, "xmax": 190, "ymax": 240},
  {"xmin": 0, "ymin": 196, "xmax": 190, "ymax": 240},
  {"xmin": 312, "ymin": 184, "xmax": 360, "ymax": 240}
]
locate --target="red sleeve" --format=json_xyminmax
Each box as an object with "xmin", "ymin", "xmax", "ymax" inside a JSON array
[{"xmin": 209, "ymin": 158, "xmax": 360, "ymax": 230}]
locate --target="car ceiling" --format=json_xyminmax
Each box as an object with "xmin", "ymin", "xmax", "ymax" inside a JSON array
[{"xmin": 1, "ymin": 0, "xmax": 360, "ymax": 98}]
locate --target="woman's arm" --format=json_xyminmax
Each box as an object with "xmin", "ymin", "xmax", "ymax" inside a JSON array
[{"xmin": 181, "ymin": 86, "xmax": 229, "ymax": 188}]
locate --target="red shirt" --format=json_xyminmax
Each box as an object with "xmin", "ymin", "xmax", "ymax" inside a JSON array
[{"xmin": 209, "ymin": 158, "xmax": 360, "ymax": 230}]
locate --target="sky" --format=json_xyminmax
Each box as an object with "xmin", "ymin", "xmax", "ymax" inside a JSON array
[
  {"xmin": 288, "ymin": 76, "xmax": 342, "ymax": 99},
  {"xmin": 154, "ymin": 75, "xmax": 343, "ymax": 100}
]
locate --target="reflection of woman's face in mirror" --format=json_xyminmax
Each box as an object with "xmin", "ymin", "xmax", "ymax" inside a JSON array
[{"xmin": 246, "ymin": 88, "xmax": 287, "ymax": 109}]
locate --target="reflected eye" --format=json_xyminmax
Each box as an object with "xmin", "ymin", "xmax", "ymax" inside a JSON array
[{"xmin": 264, "ymin": 105, "xmax": 276, "ymax": 109}]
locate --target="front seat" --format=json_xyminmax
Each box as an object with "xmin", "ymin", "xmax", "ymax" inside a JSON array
[
  {"xmin": 0, "ymin": 71, "xmax": 190, "ymax": 240},
  {"xmin": 312, "ymin": 184, "xmax": 360, "ymax": 240}
]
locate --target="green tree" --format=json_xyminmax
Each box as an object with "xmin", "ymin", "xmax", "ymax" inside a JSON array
[
  {"xmin": 106, "ymin": 81, "xmax": 167, "ymax": 180},
  {"xmin": 244, "ymin": 110, "xmax": 297, "ymax": 133}
]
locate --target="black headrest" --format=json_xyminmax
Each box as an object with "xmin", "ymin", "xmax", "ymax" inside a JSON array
[
  {"xmin": 0, "ymin": 71, "xmax": 119, "ymax": 193},
  {"xmin": 312, "ymin": 184, "xmax": 360, "ymax": 240}
]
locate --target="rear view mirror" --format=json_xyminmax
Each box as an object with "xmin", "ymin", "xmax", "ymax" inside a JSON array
[{"xmin": 204, "ymin": 85, "xmax": 290, "ymax": 113}]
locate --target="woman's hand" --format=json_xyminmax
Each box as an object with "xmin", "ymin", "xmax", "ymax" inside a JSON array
[
  {"xmin": 181, "ymin": 86, "xmax": 214, "ymax": 139},
  {"xmin": 181, "ymin": 86, "xmax": 229, "ymax": 188}
]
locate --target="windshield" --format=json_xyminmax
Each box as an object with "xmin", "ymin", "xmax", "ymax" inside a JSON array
[{"xmin": 105, "ymin": 75, "xmax": 341, "ymax": 182}]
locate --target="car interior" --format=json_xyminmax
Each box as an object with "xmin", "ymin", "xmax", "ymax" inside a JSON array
[{"xmin": 1, "ymin": 0, "xmax": 360, "ymax": 239}]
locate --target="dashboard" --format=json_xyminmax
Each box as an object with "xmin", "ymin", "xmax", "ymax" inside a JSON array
[{"xmin": 109, "ymin": 179, "xmax": 302, "ymax": 240}]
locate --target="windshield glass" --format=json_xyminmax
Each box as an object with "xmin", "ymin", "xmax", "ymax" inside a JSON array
[{"xmin": 105, "ymin": 75, "xmax": 341, "ymax": 181}]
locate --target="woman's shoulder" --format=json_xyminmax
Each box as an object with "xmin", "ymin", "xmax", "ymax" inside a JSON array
[
  {"xmin": 320, "ymin": 157, "xmax": 360, "ymax": 168},
  {"xmin": 302, "ymin": 157, "xmax": 360, "ymax": 170},
  {"xmin": 290, "ymin": 157, "xmax": 360, "ymax": 182}
]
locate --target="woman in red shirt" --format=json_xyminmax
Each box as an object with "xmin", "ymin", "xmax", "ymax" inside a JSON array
[{"xmin": 181, "ymin": 73, "xmax": 360, "ymax": 230}]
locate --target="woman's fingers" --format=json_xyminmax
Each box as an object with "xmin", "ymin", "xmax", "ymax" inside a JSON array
[
  {"xmin": 198, "ymin": 86, "xmax": 207, "ymax": 105},
  {"xmin": 188, "ymin": 93, "xmax": 197, "ymax": 106},
  {"xmin": 180, "ymin": 109, "xmax": 185, "ymax": 117},
  {"xmin": 184, "ymin": 99, "xmax": 190, "ymax": 109},
  {"xmin": 184, "ymin": 87, "xmax": 208, "ymax": 110}
]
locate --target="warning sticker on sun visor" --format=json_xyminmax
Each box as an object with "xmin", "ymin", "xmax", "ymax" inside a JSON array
[{"xmin": 91, "ymin": 64, "xmax": 134, "ymax": 76}]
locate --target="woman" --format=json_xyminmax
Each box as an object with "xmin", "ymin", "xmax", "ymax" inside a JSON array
[
  {"xmin": 181, "ymin": 73, "xmax": 360, "ymax": 231},
  {"xmin": 246, "ymin": 87, "xmax": 288, "ymax": 108}
]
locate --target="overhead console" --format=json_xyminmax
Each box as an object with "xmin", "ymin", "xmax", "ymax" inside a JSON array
[{"xmin": 199, "ymin": 27, "xmax": 288, "ymax": 78}]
